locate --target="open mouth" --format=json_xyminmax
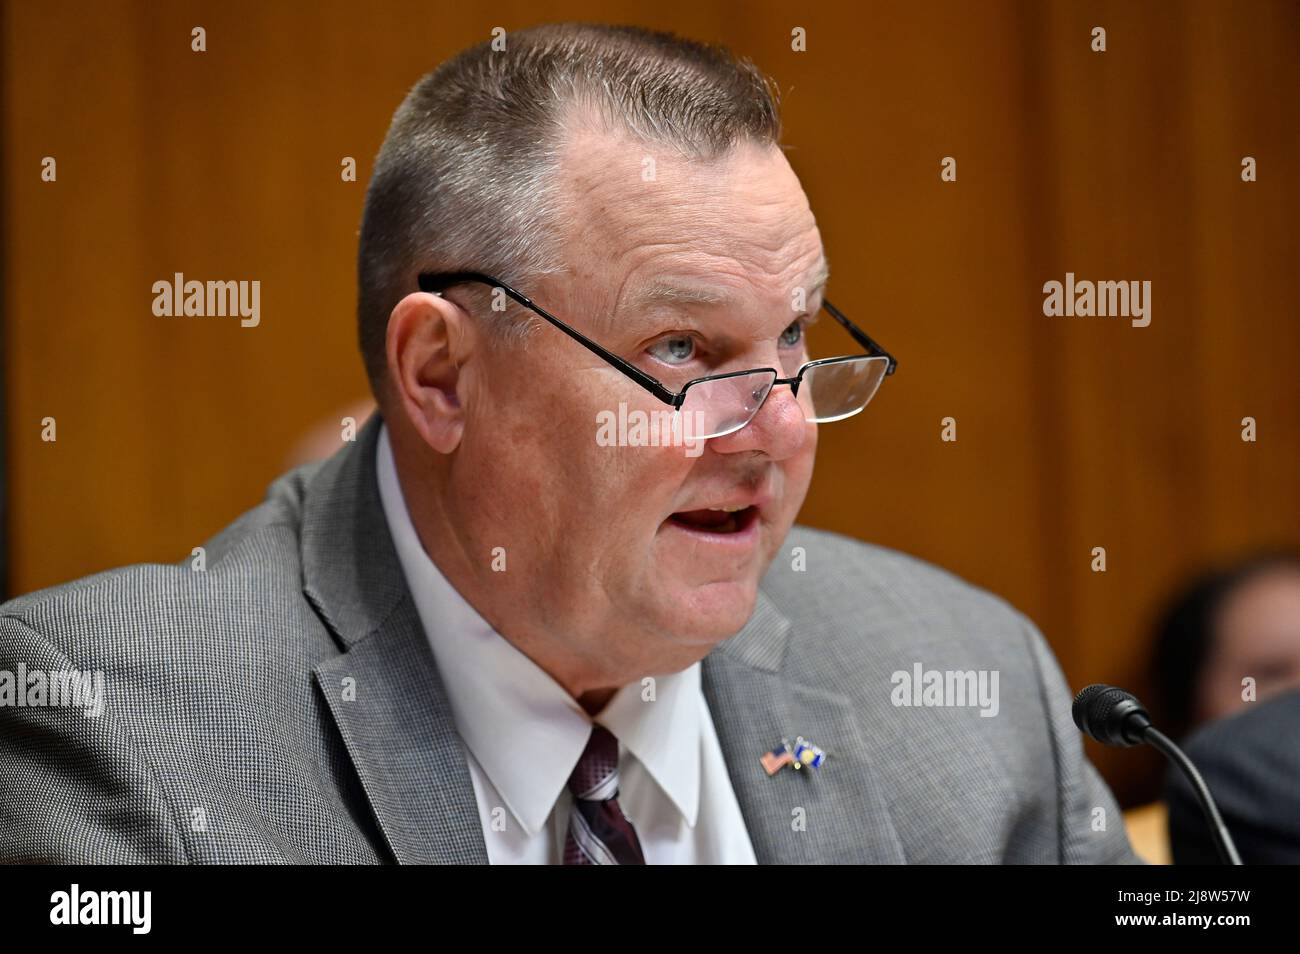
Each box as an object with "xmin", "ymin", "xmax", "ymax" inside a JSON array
[{"xmin": 667, "ymin": 505, "xmax": 759, "ymax": 535}]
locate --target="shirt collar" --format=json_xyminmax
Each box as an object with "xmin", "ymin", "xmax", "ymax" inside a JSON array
[{"xmin": 374, "ymin": 423, "xmax": 702, "ymax": 834}]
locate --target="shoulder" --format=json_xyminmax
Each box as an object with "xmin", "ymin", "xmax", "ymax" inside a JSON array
[
  {"xmin": 1168, "ymin": 690, "xmax": 1300, "ymax": 863},
  {"xmin": 764, "ymin": 524, "xmax": 1037, "ymax": 661},
  {"xmin": 0, "ymin": 459, "xmax": 349, "ymax": 863},
  {"xmin": 0, "ymin": 460, "xmax": 325, "ymax": 666},
  {"xmin": 1183, "ymin": 689, "xmax": 1300, "ymax": 769}
]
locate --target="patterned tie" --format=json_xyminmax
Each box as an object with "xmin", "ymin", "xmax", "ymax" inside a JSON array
[{"xmin": 563, "ymin": 724, "xmax": 647, "ymax": 865}]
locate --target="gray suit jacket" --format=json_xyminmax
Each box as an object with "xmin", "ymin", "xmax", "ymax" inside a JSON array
[{"xmin": 0, "ymin": 416, "xmax": 1136, "ymax": 863}]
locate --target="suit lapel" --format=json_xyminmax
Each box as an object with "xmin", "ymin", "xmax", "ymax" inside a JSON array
[
  {"xmin": 312, "ymin": 606, "xmax": 487, "ymax": 864},
  {"xmin": 703, "ymin": 591, "xmax": 907, "ymax": 864},
  {"xmin": 302, "ymin": 414, "xmax": 487, "ymax": 864}
]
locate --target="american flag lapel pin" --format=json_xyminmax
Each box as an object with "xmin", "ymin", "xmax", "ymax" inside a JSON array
[
  {"xmin": 760, "ymin": 738, "xmax": 794, "ymax": 775},
  {"xmin": 761, "ymin": 736, "xmax": 827, "ymax": 776}
]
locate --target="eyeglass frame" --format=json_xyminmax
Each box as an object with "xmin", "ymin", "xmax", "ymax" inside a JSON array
[{"xmin": 416, "ymin": 270, "xmax": 898, "ymax": 413}]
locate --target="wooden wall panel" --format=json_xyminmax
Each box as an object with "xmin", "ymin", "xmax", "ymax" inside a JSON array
[{"xmin": 5, "ymin": 0, "xmax": 1298, "ymax": 804}]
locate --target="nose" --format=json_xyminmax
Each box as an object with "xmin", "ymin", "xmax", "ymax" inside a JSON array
[{"xmin": 707, "ymin": 380, "xmax": 811, "ymax": 460}]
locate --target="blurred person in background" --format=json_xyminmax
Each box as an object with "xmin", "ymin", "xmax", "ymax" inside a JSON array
[
  {"xmin": 1149, "ymin": 550, "xmax": 1300, "ymax": 742},
  {"xmin": 1148, "ymin": 551, "xmax": 1300, "ymax": 864}
]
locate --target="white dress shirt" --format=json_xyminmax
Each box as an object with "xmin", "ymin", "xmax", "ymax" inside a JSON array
[{"xmin": 375, "ymin": 425, "xmax": 757, "ymax": 864}]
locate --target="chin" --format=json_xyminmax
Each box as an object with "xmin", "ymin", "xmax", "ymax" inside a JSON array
[{"xmin": 661, "ymin": 578, "xmax": 760, "ymax": 646}]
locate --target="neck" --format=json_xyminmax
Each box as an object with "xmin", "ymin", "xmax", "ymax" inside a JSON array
[{"xmin": 577, "ymin": 688, "xmax": 618, "ymax": 717}]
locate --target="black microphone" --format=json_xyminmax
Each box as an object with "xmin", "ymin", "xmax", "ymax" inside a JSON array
[{"xmin": 1072, "ymin": 683, "xmax": 1242, "ymax": 865}]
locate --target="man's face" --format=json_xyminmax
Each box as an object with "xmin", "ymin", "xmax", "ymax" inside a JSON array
[{"xmin": 450, "ymin": 131, "xmax": 823, "ymax": 668}]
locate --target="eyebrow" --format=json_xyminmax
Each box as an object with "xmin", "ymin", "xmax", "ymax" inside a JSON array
[{"xmin": 623, "ymin": 256, "xmax": 831, "ymax": 314}]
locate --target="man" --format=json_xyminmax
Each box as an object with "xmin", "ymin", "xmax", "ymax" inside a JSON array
[{"xmin": 0, "ymin": 23, "xmax": 1136, "ymax": 864}]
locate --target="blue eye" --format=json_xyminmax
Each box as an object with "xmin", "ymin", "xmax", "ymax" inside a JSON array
[
  {"xmin": 647, "ymin": 335, "xmax": 695, "ymax": 365},
  {"xmin": 780, "ymin": 320, "xmax": 804, "ymax": 348}
]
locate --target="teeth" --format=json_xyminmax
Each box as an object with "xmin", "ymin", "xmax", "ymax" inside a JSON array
[{"xmin": 708, "ymin": 505, "xmax": 748, "ymax": 513}]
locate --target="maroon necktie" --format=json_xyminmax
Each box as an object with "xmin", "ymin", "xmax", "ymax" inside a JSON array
[{"xmin": 563, "ymin": 724, "xmax": 646, "ymax": 865}]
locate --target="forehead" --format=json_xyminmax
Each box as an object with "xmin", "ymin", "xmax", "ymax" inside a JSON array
[
  {"xmin": 1220, "ymin": 568, "xmax": 1300, "ymax": 630},
  {"xmin": 552, "ymin": 126, "xmax": 825, "ymax": 312}
]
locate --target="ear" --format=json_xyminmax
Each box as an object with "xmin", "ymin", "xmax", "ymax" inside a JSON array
[{"xmin": 386, "ymin": 290, "xmax": 475, "ymax": 454}]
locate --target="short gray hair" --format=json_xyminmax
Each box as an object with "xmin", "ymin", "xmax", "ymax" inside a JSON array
[{"xmin": 355, "ymin": 22, "xmax": 783, "ymax": 396}]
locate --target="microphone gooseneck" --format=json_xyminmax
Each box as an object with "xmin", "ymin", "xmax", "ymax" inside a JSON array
[{"xmin": 1072, "ymin": 683, "xmax": 1243, "ymax": 866}]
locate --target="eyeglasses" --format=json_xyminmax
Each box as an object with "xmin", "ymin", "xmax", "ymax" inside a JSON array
[{"xmin": 417, "ymin": 271, "xmax": 898, "ymax": 441}]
